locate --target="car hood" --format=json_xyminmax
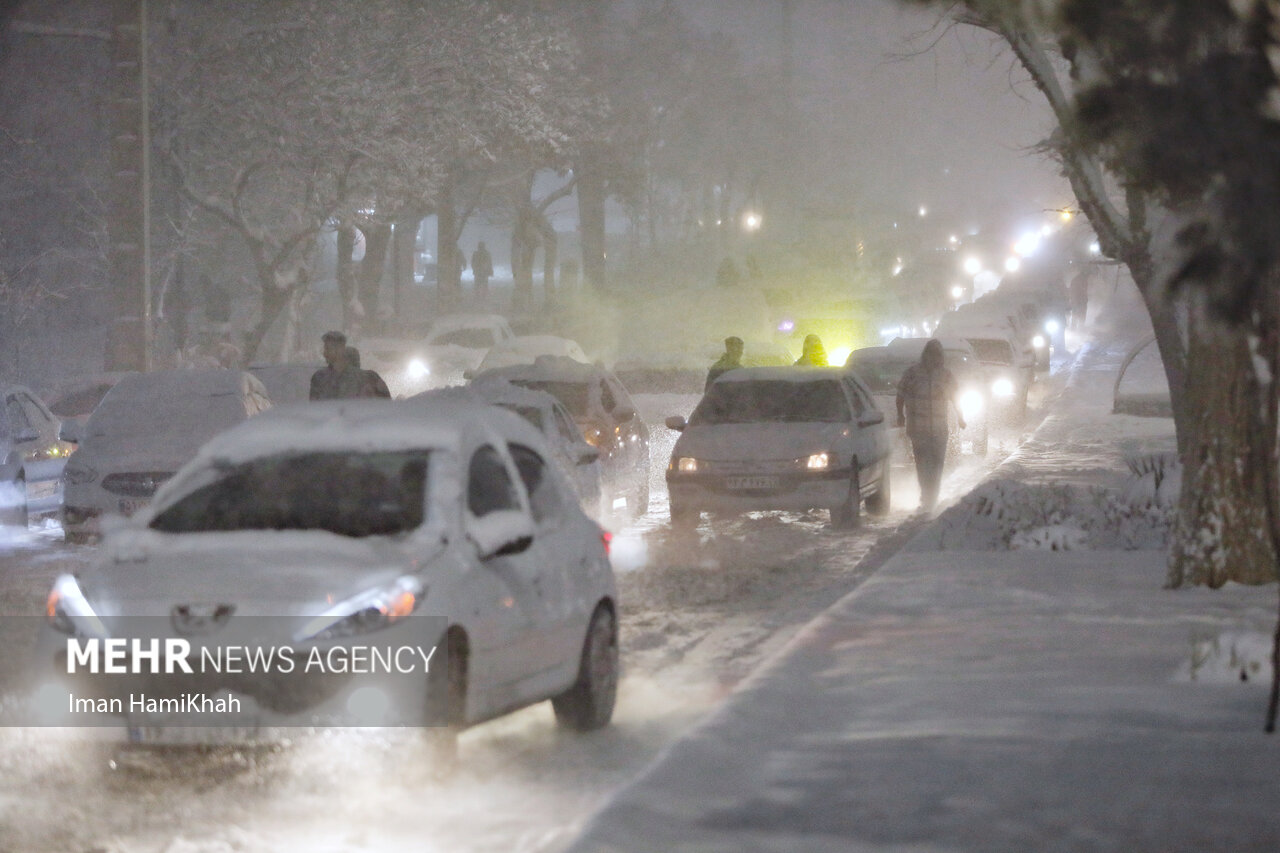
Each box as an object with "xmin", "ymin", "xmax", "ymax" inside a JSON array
[
  {"xmin": 77, "ymin": 530, "xmax": 437, "ymax": 628},
  {"xmin": 674, "ymin": 421, "xmax": 853, "ymax": 461}
]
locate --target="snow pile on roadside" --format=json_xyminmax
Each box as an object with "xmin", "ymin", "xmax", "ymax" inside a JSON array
[{"xmin": 910, "ymin": 457, "xmax": 1177, "ymax": 552}]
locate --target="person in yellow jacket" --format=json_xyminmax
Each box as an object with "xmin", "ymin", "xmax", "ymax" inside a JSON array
[{"xmin": 793, "ymin": 334, "xmax": 828, "ymax": 366}]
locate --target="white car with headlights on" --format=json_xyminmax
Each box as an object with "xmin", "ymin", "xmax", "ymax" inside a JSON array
[
  {"xmin": 847, "ymin": 337, "xmax": 989, "ymax": 457},
  {"xmin": 362, "ymin": 314, "xmax": 516, "ymax": 398},
  {"xmin": 664, "ymin": 367, "xmax": 891, "ymax": 530},
  {"xmin": 35, "ymin": 399, "xmax": 618, "ymax": 753}
]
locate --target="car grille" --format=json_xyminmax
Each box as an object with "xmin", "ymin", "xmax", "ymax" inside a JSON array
[{"xmin": 100, "ymin": 472, "xmax": 174, "ymax": 497}]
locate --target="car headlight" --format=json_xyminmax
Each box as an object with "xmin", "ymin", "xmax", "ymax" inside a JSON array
[
  {"xmin": 297, "ymin": 575, "xmax": 424, "ymax": 642},
  {"xmin": 1044, "ymin": 318, "xmax": 1060, "ymax": 335},
  {"xmin": 63, "ymin": 463, "xmax": 98, "ymax": 485},
  {"xmin": 673, "ymin": 457, "xmax": 698, "ymax": 473},
  {"xmin": 992, "ymin": 377, "xmax": 1016, "ymax": 398},
  {"xmin": 1032, "ymin": 334, "xmax": 1046, "ymax": 349},
  {"xmin": 405, "ymin": 358, "xmax": 430, "ymax": 381},
  {"xmin": 45, "ymin": 574, "xmax": 109, "ymax": 638},
  {"xmin": 582, "ymin": 424, "xmax": 608, "ymax": 448},
  {"xmin": 805, "ymin": 452, "xmax": 830, "ymax": 470},
  {"xmin": 958, "ymin": 389, "xmax": 984, "ymax": 421}
]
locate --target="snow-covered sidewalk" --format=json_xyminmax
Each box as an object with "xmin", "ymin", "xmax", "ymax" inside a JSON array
[{"xmin": 564, "ymin": 290, "xmax": 1280, "ymax": 852}]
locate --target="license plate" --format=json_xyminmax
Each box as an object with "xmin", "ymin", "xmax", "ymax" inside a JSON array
[
  {"xmin": 725, "ymin": 475, "xmax": 779, "ymax": 490},
  {"xmin": 118, "ymin": 498, "xmax": 150, "ymax": 516}
]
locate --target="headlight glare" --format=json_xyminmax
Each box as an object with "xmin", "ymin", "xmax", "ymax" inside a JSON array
[
  {"xmin": 405, "ymin": 358, "xmax": 430, "ymax": 380},
  {"xmin": 676, "ymin": 457, "xmax": 698, "ymax": 473},
  {"xmin": 958, "ymin": 389, "xmax": 984, "ymax": 421},
  {"xmin": 1032, "ymin": 334, "xmax": 1046, "ymax": 349},
  {"xmin": 1044, "ymin": 318, "xmax": 1061, "ymax": 335},
  {"xmin": 806, "ymin": 452, "xmax": 830, "ymax": 470},
  {"xmin": 992, "ymin": 377, "xmax": 1016, "ymax": 398}
]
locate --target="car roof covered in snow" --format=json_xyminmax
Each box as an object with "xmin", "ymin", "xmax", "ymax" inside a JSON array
[
  {"xmin": 476, "ymin": 335, "xmax": 590, "ymax": 371},
  {"xmin": 187, "ymin": 397, "xmax": 547, "ymax": 469},
  {"xmin": 103, "ymin": 368, "xmax": 266, "ymax": 402},
  {"xmin": 473, "ymin": 354, "xmax": 612, "ymax": 385},
  {"xmin": 714, "ymin": 366, "xmax": 848, "ymax": 384}
]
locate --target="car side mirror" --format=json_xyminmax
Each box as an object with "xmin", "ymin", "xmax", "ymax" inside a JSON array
[
  {"xmin": 614, "ymin": 405, "xmax": 635, "ymax": 423},
  {"xmin": 664, "ymin": 415, "xmax": 687, "ymax": 432},
  {"xmin": 576, "ymin": 443, "xmax": 600, "ymax": 465},
  {"xmin": 467, "ymin": 509, "xmax": 535, "ymax": 559},
  {"xmin": 58, "ymin": 421, "xmax": 81, "ymax": 443},
  {"xmin": 858, "ymin": 411, "xmax": 885, "ymax": 428}
]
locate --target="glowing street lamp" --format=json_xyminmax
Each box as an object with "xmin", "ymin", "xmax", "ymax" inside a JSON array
[
  {"xmin": 1005, "ymin": 256, "xmax": 1022, "ymax": 273},
  {"xmin": 743, "ymin": 211, "xmax": 762, "ymax": 232},
  {"xmin": 962, "ymin": 256, "xmax": 982, "ymax": 276}
]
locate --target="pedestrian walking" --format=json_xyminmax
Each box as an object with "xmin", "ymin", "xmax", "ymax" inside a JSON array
[
  {"xmin": 471, "ymin": 242, "xmax": 494, "ymax": 295},
  {"xmin": 896, "ymin": 339, "xmax": 964, "ymax": 511}
]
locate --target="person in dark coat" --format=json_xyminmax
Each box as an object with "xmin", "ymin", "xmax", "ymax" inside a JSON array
[
  {"xmin": 896, "ymin": 339, "xmax": 964, "ymax": 511},
  {"xmin": 346, "ymin": 346, "xmax": 392, "ymax": 398},
  {"xmin": 309, "ymin": 331, "xmax": 366, "ymax": 400},
  {"xmin": 794, "ymin": 334, "xmax": 828, "ymax": 367},
  {"xmin": 471, "ymin": 242, "xmax": 494, "ymax": 294},
  {"xmin": 706, "ymin": 336, "xmax": 745, "ymax": 391}
]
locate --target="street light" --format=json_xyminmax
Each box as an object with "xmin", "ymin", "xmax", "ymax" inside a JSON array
[{"xmin": 743, "ymin": 211, "xmax": 762, "ymax": 232}]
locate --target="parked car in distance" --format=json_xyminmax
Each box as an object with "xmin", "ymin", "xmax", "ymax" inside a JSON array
[
  {"xmin": 362, "ymin": 313, "xmax": 516, "ymax": 398},
  {"xmin": 60, "ymin": 369, "xmax": 272, "ymax": 543},
  {"xmin": 1, "ymin": 383, "xmax": 74, "ymax": 527},
  {"xmin": 36, "ymin": 399, "xmax": 618, "ymax": 749},
  {"xmin": 846, "ymin": 337, "xmax": 989, "ymax": 457},
  {"xmin": 472, "ymin": 356, "xmax": 651, "ymax": 518},
  {"xmin": 472, "ymin": 335, "xmax": 590, "ymax": 375},
  {"xmin": 248, "ymin": 362, "xmax": 325, "ymax": 405},
  {"xmin": 413, "ymin": 381, "xmax": 605, "ymax": 520},
  {"xmin": 664, "ymin": 367, "xmax": 891, "ymax": 530},
  {"xmin": 41, "ymin": 372, "xmax": 133, "ymax": 433}
]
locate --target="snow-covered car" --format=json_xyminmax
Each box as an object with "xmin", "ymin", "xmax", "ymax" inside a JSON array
[
  {"xmin": 453, "ymin": 380, "xmax": 604, "ymax": 518},
  {"xmin": 36, "ymin": 399, "xmax": 618, "ymax": 746},
  {"xmin": 933, "ymin": 314, "xmax": 1035, "ymax": 421},
  {"xmin": 472, "ymin": 335, "xmax": 590, "ymax": 375},
  {"xmin": 42, "ymin": 372, "xmax": 133, "ymax": 434},
  {"xmin": 60, "ymin": 369, "xmax": 273, "ymax": 543},
  {"xmin": 664, "ymin": 367, "xmax": 892, "ymax": 529},
  {"xmin": 1, "ymin": 382, "xmax": 74, "ymax": 527},
  {"xmin": 472, "ymin": 356, "xmax": 651, "ymax": 518},
  {"xmin": 248, "ymin": 362, "xmax": 325, "ymax": 405},
  {"xmin": 846, "ymin": 337, "xmax": 989, "ymax": 457},
  {"xmin": 362, "ymin": 314, "xmax": 516, "ymax": 398}
]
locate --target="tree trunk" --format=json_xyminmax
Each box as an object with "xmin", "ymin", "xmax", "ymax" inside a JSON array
[
  {"xmin": 437, "ymin": 179, "xmax": 462, "ymax": 305},
  {"xmin": 511, "ymin": 204, "xmax": 537, "ymax": 310},
  {"xmin": 577, "ymin": 149, "xmax": 607, "ymax": 292},
  {"xmin": 391, "ymin": 216, "xmax": 419, "ymax": 317},
  {"xmin": 1167, "ymin": 308, "xmax": 1278, "ymax": 588},
  {"xmin": 357, "ymin": 222, "xmax": 391, "ymax": 329},
  {"xmin": 541, "ymin": 220, "xmax": 558, "ymax": 306},
  {"xmin": 336, "ymin": 225, "xmax": 359, "ymax": 331}
]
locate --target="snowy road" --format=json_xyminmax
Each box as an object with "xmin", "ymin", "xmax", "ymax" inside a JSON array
[{"xmin": 0, "ymin": 378, "xmax": 1063, "ymax": 853}]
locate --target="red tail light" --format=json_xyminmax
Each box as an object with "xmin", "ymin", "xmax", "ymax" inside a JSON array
[{"xmin": 601, "ymin": 530, "xmax": 613, "ymax": 555}]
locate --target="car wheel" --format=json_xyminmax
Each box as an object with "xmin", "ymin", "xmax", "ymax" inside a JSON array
[
  {"xmin": 866, "ymin": 470, "xmax": 891, "ymax": 516},
  {"xmin": 670, "ymin": 502, "xmax": 698, "ymax": 531},
  {"xmin": 0, "ymin": 475, "xmax": 27, "ymax": 530},
  {"xmin": 552, "ymin": 604, "xmax": 618, "ymax": 732},
  {"xmin": 422, "ymin": 629, "xmax": 467, "ymax": 776},
  {"xmin": 830, "ymin": 467, "xmax": 861, "ymax": 529}
]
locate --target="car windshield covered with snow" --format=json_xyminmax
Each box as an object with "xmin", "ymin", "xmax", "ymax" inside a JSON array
[
  {"xmin": 149, "ymin": 449, "xmax": 430, "ymax": 538},
  {"xmin": 508, "ymin": 380, "xmax": 592, "ymax": 417},
  {"xmin": 967, "ymin": 338, "xmax": 1015, "ymax": 366},
  {"xmin": 691, "ymin": 378, "xmax": 850, "ymax": 425}
]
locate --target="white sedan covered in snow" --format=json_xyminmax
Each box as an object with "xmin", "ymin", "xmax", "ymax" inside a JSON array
[
  {"xmin": 36, "ymin": 399, "xmax": 618, "ymax": 746},
  {"xmin": 664, "ymin": 367, "xmax": 892, "ymax": 529}
]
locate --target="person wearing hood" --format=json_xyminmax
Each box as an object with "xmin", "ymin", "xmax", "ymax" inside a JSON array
[
  {"xmin": 794, "ymin": 334, "xmax": 828, "ymax": 367},
  {"xmin": 895, "ymin": 339, "xmax": 965, "ymax": 511}
]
